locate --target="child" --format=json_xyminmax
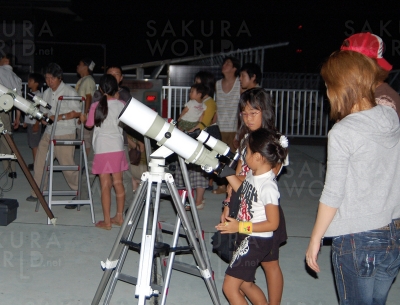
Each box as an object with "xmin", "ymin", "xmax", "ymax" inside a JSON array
[
  {"xmin": 221, "ymin": 87, "xmax": 288, "ymax": 305},
  {"xmin": 216, "ymin": 128, "xmax": 288, "ymax": 305},
  {"xmin": 177, "ymin": 83, "xmax": 208, "ymax": 132},
  {"xmin": 85, "ymin": 74, "xmax": 128, "ymax": 230},
  {"xmin": 127, "ymin": 131, "xmax": 147, "ymax": 193},
  {"xmin": 24, "ymin": 73, "xmax": 45, "ymax": 171}
]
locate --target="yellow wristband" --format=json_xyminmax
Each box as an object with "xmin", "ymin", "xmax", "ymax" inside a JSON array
[{"xmin": 239, "ymin": 221, "xmax": 252, "ymax": 234}]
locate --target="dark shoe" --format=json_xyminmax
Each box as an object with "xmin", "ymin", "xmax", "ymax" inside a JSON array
[
  {"xmin": 26, "ymin": 195, "xmax": 38, "ymax": 202},
  {"xmin": 28, "ymin": 164, "xmax": 34, "ymax": 171},
  {"xmin": 8, "ymin": 172, "xmax": 17, "ymax": 179},
  {"xmin": 65, "ymin": 204, "xmax": 78, "ymax": 209},
  {"xmin": 206, "ymin": 185, "xmax": 213, "ymax": 191},
  {"xmin": 185, "ymin": 201, "xmax": 191, "ymax": 211}
]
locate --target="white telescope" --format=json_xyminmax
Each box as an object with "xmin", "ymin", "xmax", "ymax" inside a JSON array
[
  {"xmin": 0, "ymin": 84, "xmax": 53, "ymax": 124},
  {"xmin": 119, "ymin": 97, "xmax": 229, "ymax": 173}
]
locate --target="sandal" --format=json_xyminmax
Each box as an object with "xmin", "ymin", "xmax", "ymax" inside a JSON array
[
  {"xmin": 185, "ymin": 199, "xmax": 205, "ymax": 211},
  {"xmin": 95, "ymin": 221, "xmax": 112, "ymax": 230},
  {"xmin": 196, "ymin": 200, "xmax": 205, "ymax": 210},
  {"xmin": 212, "ymin": 185, "xmax": 226, "ymax": 195},
  {"xmin": 196, "ymin": 200, "xmax": 204, "ymax": 210}
]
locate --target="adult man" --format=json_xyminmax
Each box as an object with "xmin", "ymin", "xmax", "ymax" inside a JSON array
[
  {"xmin": 0, "ymin": 54, "xmax": 22, "ymax": 179},
  {"xmin": 26, "ymin": 63, "xmax": 82, "ymax": 203},
  {"xmin": 106, "ymin": 65, "xmax": 134, "ymax": 208},
  {"xmin": 239, "ymin": 62, "xmax": 262, "ymax": 91},
  {"xmin": 340, "ymin": 32, "xmax": 400, "ymax": 118},
  {"xmin": 76, "ymin": 58, "xmax": 96, "ymax": 156},
  {"xmin": 214, "ymin": 56, "xmax": 241, "ymax": 194}
]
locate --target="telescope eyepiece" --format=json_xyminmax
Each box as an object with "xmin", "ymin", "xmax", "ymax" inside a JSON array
[{"xmin": 44, "ymin": 117, "xmax": 53, "ymax": 125}]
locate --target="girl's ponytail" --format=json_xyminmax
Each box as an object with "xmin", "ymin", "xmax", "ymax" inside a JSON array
[
  {"xmin": 94, "ymin": 74, "xmax": 118, "ymax": 127},
  {"xmin": 94, "ymin": 93, "xmax": 108, "ymax": 127}
]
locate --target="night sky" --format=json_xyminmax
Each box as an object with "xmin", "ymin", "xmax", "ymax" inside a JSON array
[{"xmin": 2, "ymin": 0, "xmax": 400, "ymax": 75}]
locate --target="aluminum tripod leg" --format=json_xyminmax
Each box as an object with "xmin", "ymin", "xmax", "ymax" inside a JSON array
[
  {"xmin": 157, "ymin": 158, "xmax": 220, "ymax": 305},
  {"xmin": 92, "ymin": 180, "xmax": 148, "ymax": 305},
  {"xmin": 93, "ymin": 173, "xmax": 165, "ymax": 305},
  {"xmin": 177, "ymin": 156, "xmax": 219, "ymax": 295},
  {"xmin": 104, "ymin": 181, "xmax": 150, "ymax": 304},
  {"xmin": 92, "ymin": 157, "xmax": 220, "ymax": 305},
  {"xmin": 136, "ymin": 173, "xmax": 163, "ymax": 303},
  {"xmin": 164, "ymin": 175, "xmax": 220, "ymax": 305},
  {"xmin": 158, "ymin": 191, "xmax": 186, "ymax": 305}
]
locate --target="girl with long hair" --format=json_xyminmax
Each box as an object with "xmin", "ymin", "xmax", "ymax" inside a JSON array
[{"xmin": 85, "ymin": 74, "xmax": 128, "ymax": 230}]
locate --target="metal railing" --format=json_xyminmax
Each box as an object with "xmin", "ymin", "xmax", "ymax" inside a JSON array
[
  {"xmin": 162, "ymin": 86, "xmax": 331, "ymax": 138},
  {"xmin": 162, "ymin": 86, "xmax": 191, "ymax": 119},
  {"xmin": 268, "ymin": 89, "xmax": 331, "ymax": 137},
  {"xmin": 20, "ymin": 83, "xmax": 331, "ymax": 137}
]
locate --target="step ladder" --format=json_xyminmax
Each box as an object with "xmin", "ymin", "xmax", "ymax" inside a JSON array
[{"xmin": 35, "ymin": 96, "xmax": 95, "ymax": 224}]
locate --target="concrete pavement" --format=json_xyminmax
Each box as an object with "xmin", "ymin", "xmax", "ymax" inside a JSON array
[{"xmin": 0, "ymin": 131, "xmax": 399, "ymax": 305}]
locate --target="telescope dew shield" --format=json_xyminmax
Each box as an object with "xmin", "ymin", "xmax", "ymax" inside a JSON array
[
  {"xmin": 119, "ymin": 97, "xmax": 219, "ymax": 170},
  {"xmin": 32, "ymin": 95, "xmax": 52, "ymax": 110}
]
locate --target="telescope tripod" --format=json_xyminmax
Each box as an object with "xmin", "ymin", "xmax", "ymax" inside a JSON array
[
  {"xmin": 0, "ymin": 128, "xmax": 56, "ymax": 223},
  {"xmin": 92, "ymin": 155, "xmax": 220, "ymax": 305}
]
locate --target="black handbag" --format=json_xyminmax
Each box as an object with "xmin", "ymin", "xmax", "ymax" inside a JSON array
[
  {"xmin": 128, "ymin": 146, "xmax": 141, "ymax": 166},
  {"xmin": 204, "ymin": 123, "xmax": 222, "ymax": 140},
  {"xmin": 211, "ymin": 185, "xmax": 242, "ymax": 263}
]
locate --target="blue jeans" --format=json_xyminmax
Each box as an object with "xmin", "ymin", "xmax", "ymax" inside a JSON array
[{"xmin": 331, "ymin": 219, "xmax": 400, "ymax": 305}]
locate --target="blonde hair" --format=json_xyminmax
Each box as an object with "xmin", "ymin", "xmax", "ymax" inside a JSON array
[{"xmin": 321, "ymin": 51, "xmax": 377, "ymax": 121}]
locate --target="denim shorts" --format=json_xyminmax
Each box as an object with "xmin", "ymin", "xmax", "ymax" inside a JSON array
[{"xmin": 331, "ymin": 219, "xmax": 400, "ymax": 305}]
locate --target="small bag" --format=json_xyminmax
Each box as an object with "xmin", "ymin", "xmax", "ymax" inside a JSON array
[
  {"xmin": 211, "ymin": 230, "xmax": 237, "ymax": 263},
  {"xmin": 129, "ymin": 146, "xmax": 141, "ymax": 166},
  {"xmin": 211, "ymin": 185, "xmax": 242, "ymax": 263}
]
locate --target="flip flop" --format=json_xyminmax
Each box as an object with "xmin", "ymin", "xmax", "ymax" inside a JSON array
[{"xmin": 95, "ymin": 221, "xmax": 112, "ymax": 230}]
